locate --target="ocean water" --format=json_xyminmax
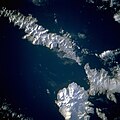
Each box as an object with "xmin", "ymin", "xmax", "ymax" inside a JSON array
[{"xmin": 0, "ymin": 0, "xmax": 120, "ymax": 120}]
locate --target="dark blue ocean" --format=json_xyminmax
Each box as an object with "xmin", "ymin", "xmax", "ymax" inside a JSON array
[{"xmin": 0, "ymin": 0, "xmax": 120, "ymax": 120}]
